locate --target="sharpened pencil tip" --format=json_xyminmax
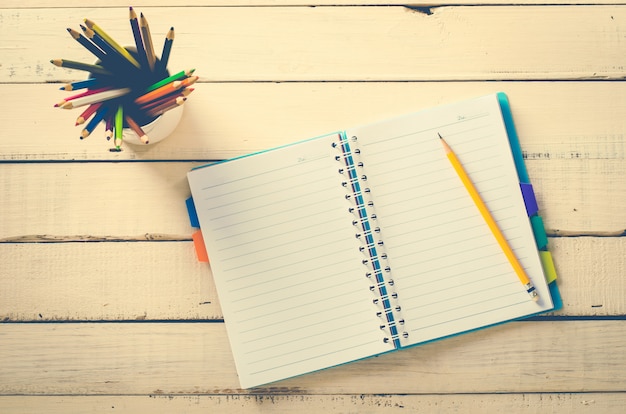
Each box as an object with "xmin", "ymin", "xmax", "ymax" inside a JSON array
[{"xmin": 437, "ymin": 132, "xmax": 443, "ymax": 139}]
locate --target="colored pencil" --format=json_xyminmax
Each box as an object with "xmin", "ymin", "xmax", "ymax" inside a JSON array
[
  {"xmin": 145, "ymin": 68, "xmax": 194, "ymax": 93},
  {"xmin": 75, "ymin": 102, "xmax": 103, "ymax": 126},
  {"xmin": 139, "ymin": 12, "xmax": 156, "ymax": 71},
  {"xmin": 61, "ymin": 87, "xmax": 131, "ymax": 109},
  {"xmin": 134, "ymin": 80, "xmax": 184, "ymax": 105},
  {"xmin": 81, "ymin": 105, "xmax": 109, "ymax": 139},
  {"xmin": 146, "ymin": 96, "xmax": 186, "ymax": 117},
  {"xmin": 159, "ymin": 27, "xmax": 175, "ymax": 72},
  {"xmin": 125, "ymin": 115, "xmax": 149, "ymax": 144},
  {"xmin": 52, "ymin": 9, "xmax": 195, "ymax": 150},
  {"xmin": 50, "ymin": 59, "xmax": 112, "ymax": 76},
  {"xmin": 55, "ymin": 86, "xmax": 110, "ymax": 107},
  {"xmin": 438, "ymin": 133, "xmax": 539, "ymax": 302},
  {"xmin": 84, "ymin": 18, "xmax": 141, "ymax": 68},
  {"xmin": 66, "ymin": 28, "xmax": 107, "ymax": 63},
  {"xmin": 105, "ymin": 114, "xmax": 114, "ymax": 141},
  {"xmin": 114, "ymin": 105, "xmax": 124, "ymax": 149},
  {"xmin": 129, "ymin": 7, "xmax": 149, "ymax": 70},
  {"xmin": 60, "ymin": 78, "xmax": 101, "ymax": 91},
  {"xmin": 80, "ymin": 24, "xmax": 139, "ymax": 75},
  {"xmin": 139, "ymin": 88, "xmax": 193, "ymax": 111}
]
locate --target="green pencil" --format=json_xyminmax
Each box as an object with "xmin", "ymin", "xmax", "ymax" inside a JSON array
[
  {"xmin": 114, "ymin": 105, "xmax": 124, "ymax": 149},
  {"xmin": 145, "ymin": 68, "xmax": 195, "ymax": 92}
]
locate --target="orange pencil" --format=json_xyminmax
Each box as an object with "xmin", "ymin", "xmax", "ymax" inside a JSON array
[
  {"xmin": 179, "ymin": 75, "xmax": 198, "ymax": 88},
  {"xmin": 134, "ymin": 80, "xmax": 182, "ymax": 105},
  {"xmin": 124, "ymin": 115, "xmax": 149, "ymax": 144},
  {"xmin": 135, "ymin": 76, "xmax": 197, "ymax": 106},
  {"xmin": 139, "ymin": 88, "xmax": 193, "ymax": 111}
]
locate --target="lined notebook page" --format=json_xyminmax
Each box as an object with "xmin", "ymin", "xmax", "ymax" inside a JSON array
[
  {"xmin": 346, "ymin": 94, "xmax": 554, "ymax": 348},
  {"xmin": 188, "ymin": 133, "xmax": 393, "ymax": 388}
]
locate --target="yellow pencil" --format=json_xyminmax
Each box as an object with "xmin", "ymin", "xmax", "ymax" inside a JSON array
[
  {"xmin": 438, "ymin": 133, "xmax": 539, "ymax": 302},
  {"xmin": 84, "ymin": 18, "xmax": 141, "ymax": 68}
]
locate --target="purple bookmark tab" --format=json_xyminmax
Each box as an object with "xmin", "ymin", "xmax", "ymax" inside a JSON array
[{"xmin": 520, "ymin": 182, "xmax": 538, "ymax": 217}]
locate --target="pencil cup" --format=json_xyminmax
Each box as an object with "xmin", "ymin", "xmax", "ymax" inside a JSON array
[
  {"xmin": 121, "ymin": 103, "xmax": 183, "ymax": 145},
  {"xmin": 92, "ymin": 46, "xmax": 184, "ymax": 146}
]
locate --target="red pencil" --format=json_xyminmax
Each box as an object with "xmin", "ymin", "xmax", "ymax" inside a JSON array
[{"xmin": 75, "ymin": 102, "xmax": 103, "ymax": 126}]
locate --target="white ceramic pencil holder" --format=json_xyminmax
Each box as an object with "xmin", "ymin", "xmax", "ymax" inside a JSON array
[
  {"xmin": 91, "ymin": 45, "xmax": 185, "ymax": 146},
  {"xmin": 121, "ymin": 102, "xmax": 184, "ymax": 145},
  {"xmin": 118, "ymin": 45, "xmax": 184, "ymax": 145}
]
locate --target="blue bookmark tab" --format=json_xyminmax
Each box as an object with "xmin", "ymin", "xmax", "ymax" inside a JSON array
[{"xmin": 186, "ymin": 196, "xmax": 200, "ymax": 228}]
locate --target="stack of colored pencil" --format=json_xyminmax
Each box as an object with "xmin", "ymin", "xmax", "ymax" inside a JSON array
[{"xmin": 51, "ymin": 7, "xmax": 197, "ymax": 151}]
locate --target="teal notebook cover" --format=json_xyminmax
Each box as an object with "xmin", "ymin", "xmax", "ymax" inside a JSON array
[
  {"xmin": 187, "ymin": 93, "xmax": 561, "ymax": 387},
  {"xmin": 496, "ymin": 92, "xmax": 562, "ymax": 311}
]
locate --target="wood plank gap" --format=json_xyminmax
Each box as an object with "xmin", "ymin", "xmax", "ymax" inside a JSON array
[
  {"xmin": 3, "ymin": 316, "xmax": 626, "ymax": 324},
  {"xmin": 3, "ymin": 233, "xmax": 625, "ymax": 244},
  {"xmin": 0, "ymin": 234, "xmax": 192, "ymax": 243}
]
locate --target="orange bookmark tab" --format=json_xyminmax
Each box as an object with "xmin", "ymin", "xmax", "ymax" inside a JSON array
[{"xmin": 192, "ymin": 230, "xmax": 209, "ymax": 263}]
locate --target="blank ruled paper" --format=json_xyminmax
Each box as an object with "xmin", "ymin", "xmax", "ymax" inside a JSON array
[
  {"xmin": 188, "ymin": 94, "xmax": 555, "ymax": 389},
  {"xmin": 346, "ymin": 94, "xmax": 553, "ymax": 347},
  {"xmin": 188, "ymin": 134, "xmax": 393, "ymax": 388}
]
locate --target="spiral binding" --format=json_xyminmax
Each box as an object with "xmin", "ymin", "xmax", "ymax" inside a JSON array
[{"xmin": 332, "ymin": 133, "xmax": 408, "ymax": 348}]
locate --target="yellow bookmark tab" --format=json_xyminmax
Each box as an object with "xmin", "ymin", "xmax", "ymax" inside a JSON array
[{"xmin": 539, "ymin": 251, "xmax": 557, "ymax": 284}]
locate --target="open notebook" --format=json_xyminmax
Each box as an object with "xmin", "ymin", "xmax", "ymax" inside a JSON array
[{"xmin": 187, "ymin": 93, "xmax": 560, "ymax": 388}]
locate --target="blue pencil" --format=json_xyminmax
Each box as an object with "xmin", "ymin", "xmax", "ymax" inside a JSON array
[
  {"xmin": 60, "ymin": 78, "xmax": 101, "ymax": 91},
  {"xmin": 80, "ymin": 105, "xmax": 110, "ymax": 139}
]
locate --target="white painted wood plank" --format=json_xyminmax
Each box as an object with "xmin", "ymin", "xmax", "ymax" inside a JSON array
[
  {"xmin": 0, "ymin": 162, "xmax": 200, "ymax": 238},
  {"xmin": 2, "ymin": 82, "xmax": 624, "ymax": 161},
  {"xmin": 0, "ymin": 242, "xmax": 221, "ymax": 321},
  {"xmin": 1, "ymin": 156, "xmax": 624, "ymax": 238},
  {"xmin": 1, "ymin": 393, "xmax": 625, "ymax": 413},
  {"xmin": 1, "ymin": 321, "xmax": 625, "ymax": 394},
  {"xmin": 1, "ymin": 238, "xmax": 624, "ymax": 320},
  {"xmin": 2, "ymin": 7, "xmax": 626, "ymax": 82},
  {"xmin": 3, "ymin": 1, "xmax": 624, "ymax": 7}
]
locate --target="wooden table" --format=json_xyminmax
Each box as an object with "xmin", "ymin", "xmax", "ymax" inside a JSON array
[{"xmin": 1, "ymin": 1, "xmax": 625, "ymax": 412}]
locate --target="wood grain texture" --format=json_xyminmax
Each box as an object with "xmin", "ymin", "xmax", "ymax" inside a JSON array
[
  {"xmin": 1, "ymin": 394, "xmax": 625, "ymax": 413},
  {"xmin": 2, "ymin": 82, "xmax": 624, "ymax": 161},
  {"xmin": 1, "ymin": 0, "xmax": 625, "ymax": 411},
  {"xmin": 2, "ymin": 6, "xmax": 626, "ymax": 83},
  {"xmin": 0, "ymin": 242, "xmax": 221, "ymax": 322},
  {"xmin": 1, "ymin": 321, "xmax": 625, "ymax": 394},
  {"xmin": 1, "ymin": 239, "xmax": 624, "ymax": 321},
  {"xmin": 0, "ymin": 158, "xmax": 623, "ymax": 238},
  {"xmin": 4, "ymin": 1, "xmax": 625, "ymax": 7}
]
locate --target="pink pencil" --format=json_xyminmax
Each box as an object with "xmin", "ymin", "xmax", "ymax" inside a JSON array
[{"xmin": 55, "ymin": 87, "xmax": 110, "ymax": 107}]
